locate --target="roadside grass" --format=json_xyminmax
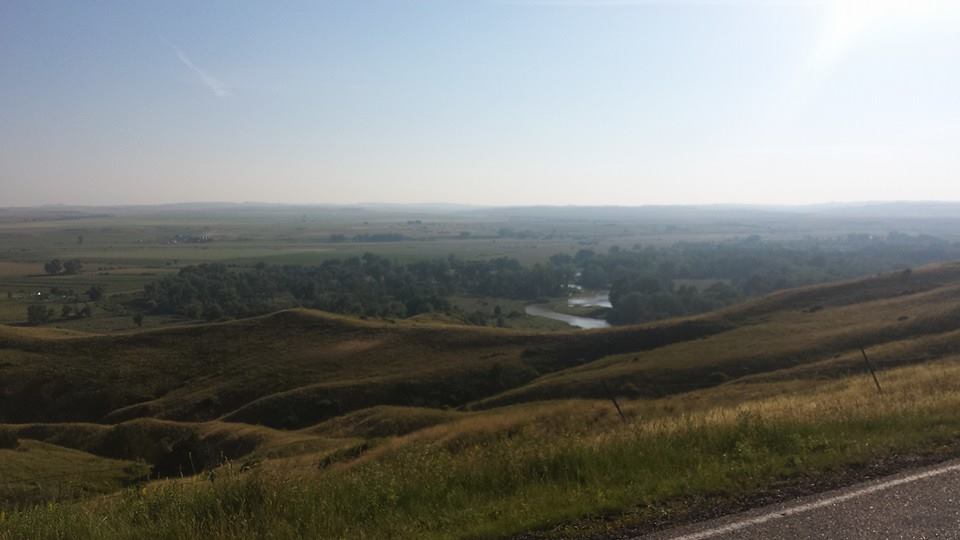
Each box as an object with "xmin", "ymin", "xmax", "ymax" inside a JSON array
[{"xmin": 6, "ymin": 357, "xmax": 960, "ymax": 539}]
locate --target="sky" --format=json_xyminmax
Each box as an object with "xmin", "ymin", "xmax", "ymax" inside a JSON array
[{"xmin": 1, "ymin": 0, "xmax": 959, "ymax": 207}]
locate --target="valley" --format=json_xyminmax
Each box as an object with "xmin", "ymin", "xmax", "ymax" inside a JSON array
[{"xmin": 4, "ymin": 258, "xmax": 960, "ymax": 538}]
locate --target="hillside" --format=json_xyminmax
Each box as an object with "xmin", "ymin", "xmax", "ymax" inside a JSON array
[
  {"xmin": 5, "ymin": 263, "xmax": 960, "ymax": 538},
  {"xmin": 0, "ymin": 305, "xmax": 723, "ymax": 428},
  {"xmin": 3, "ymin": 263, "xmax": 959, "ymax": 426}
]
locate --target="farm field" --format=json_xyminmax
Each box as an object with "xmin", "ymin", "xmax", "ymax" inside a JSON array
[
  {"xmin": 5, "ymin": 203, "xmax": 960, "ymax": 330},
  {"xmin": 0, "ymin": 205, "xmax": 616, "ymax": 328}
]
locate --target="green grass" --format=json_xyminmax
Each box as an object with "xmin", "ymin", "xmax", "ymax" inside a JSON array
[
  {"xmin": 0, "ymin": 440, "xmax": 149, "ymax": 511},
  {"xmin": 6, "ymin": 370, "xmax": 960, "ymax": 539},
  {"xmin": 7, "ymin": 261, "xmax": 960, "ymax": 537}
]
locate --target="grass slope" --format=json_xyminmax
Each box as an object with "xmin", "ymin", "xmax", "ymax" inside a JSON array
[
  {"xmin": 4, "ymin": 263, "xmax": 960, "ymax": 537},
  {"xmin": 5, "ymin": 419, "xmax": 357, "ymax": 479},
  {"xmin": 0, "ymin": 307, "xmax": 724, "ymax": 428},
  {"xmin": 0, "ymin": 440, "xmax": 149, "ymax": 510},
  {"xmin": 473, "ymin": 263, "xmax": 960, "ymax": 407},
  {"xmin": 7, "ymin": 357, "xmax": 960, "ymax": 539}
]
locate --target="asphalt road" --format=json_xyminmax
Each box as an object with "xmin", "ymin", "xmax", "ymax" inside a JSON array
[{"xmin": 640, "ymin": 459, "xmax": 960, "ymax": 540}]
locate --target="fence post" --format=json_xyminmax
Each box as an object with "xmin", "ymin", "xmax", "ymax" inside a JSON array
[
  {"xmin": 859, "ymin": 345, "xmax": 883, "ymax": 394},
  {"xmin": 602, "ymin": 381, "xmax": 628, "ymax": 423}
]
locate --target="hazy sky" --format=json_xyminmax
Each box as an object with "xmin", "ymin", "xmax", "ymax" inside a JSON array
[{"xmin": 2, "ymin": 1, "xmax": 959, "ymax": 207}]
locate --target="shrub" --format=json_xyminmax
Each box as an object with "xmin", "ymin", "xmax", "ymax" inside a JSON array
[
  {"xmin": 63, "ymin": 259, "xmax": 83, "ymax": 275},
  {"xmin": 43, "ymin": 259, "xmax": 62, "ymax": 275},
  {"xmin": 86, "ymin": 285, "xmax": 105, "ymax": 302},
  {"xmin": 26, "ymin": 304, "xmax": 54, "ymax": 325}
]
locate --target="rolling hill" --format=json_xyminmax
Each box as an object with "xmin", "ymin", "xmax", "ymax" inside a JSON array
[{"xmin": 5, "ymin": 262, "xmax": 960, "ymax": 539}]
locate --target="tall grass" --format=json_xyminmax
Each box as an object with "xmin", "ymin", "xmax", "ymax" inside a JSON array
[{"xmin": 5, "ymin": 359, "xmax": 960, "ymax": 540}]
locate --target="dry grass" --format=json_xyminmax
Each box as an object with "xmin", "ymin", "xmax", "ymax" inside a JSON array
[
  {"xmin": 0, "ymin": 440, "xmax": 149, "ymax": 510},
  {"xmin": 6, "ymin": 356, "xmax": 960, "ymax": 539},
  {"xmin": 5, "ymin": 264, "xmax": 960, "ymax": 538}
]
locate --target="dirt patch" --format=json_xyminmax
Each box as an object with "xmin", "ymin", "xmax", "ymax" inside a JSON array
[{"xmin": 0, "ymin": 262, "xmax": 39, "ymax": 278}]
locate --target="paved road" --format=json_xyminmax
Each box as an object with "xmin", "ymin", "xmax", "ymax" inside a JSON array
[{"xmin": 640, "ymin": 459, "xmax": 960, "ymax": 540}]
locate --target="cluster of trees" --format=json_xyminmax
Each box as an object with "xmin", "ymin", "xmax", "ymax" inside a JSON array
[
  {"xmin": 574, "ymin": 233, "xmax": 960, "ymax": 324},
  {"xmin": 43, "ymin": 259, "xmax": 83, "ymax": 275},
  {"xmin": 329, "ymin": 233, "xmax": 408, "ymax": 243},
  {"xmin": 26, "ymin": 303, "xmax": 93, "ymax": 325},
  {"xmin": 24, "ymin": 285, "xmax": 104, "ymax": 326},
  {"xmin": 39, "ymin": 285, "xmax": 104, "ymax": 303},
  {"xmin": 139, "ymin": 232, "xmax": 960, "ymax": 326},
  {"xmin": 607, "ymin": 277, "xmax": 738, "ymax": 325},
  {"xmin": 143, "ymin": 254, "xmax": 571, "ymax": 321}
]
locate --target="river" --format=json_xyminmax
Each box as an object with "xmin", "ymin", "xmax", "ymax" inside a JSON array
[{"xmin": 524, "ymin": 291, "xmax": 611, "ymax": 329}]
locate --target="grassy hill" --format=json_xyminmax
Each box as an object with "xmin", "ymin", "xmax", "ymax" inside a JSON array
[
  {"xmin": 0, "ymin": 305, "xmax": 724, "ymax": 427},
  {"xmin": 5, "ymin": 263, "xmax": 960, "ymax": 538},
  {"xmin": 0, "ymin": 438, "xmax": 149, "ymax": 509}
]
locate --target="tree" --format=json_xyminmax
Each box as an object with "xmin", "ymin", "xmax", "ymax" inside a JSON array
[
  {"xmin": 61, "ymin": 304, "xmax": 74, "ymax": 319},
  {"xmin": 204, "ymin": 304, "xmax": 224, "ymax": 321},
  {"xmin": 574, "ymin": 249, "xmax": 595, "ymax": 265},
  {"xmin": 43, "ymin": 259, "xmax": 63, "ymax": 275},
  {"xmin": 27, "ymin": 304, "xmax": 54, "ymax": 325},
  {"xmin": 579, "ymin": 264, "xmax": 609, "ymax": 289},
  {"xmin": 86, "ymin": 285, "xmax": 105, "ymax": 302},
  {"xmin": 63, "ymin": 259, "xmax": 83, "ymax": 275},
  {"xmin": 465, "ymin": 311, "xmax": 487, "ymax": 326},
  {"xmin": 132, "ymin": 313, "xmax": 144, "ymax": 327},
  {"xmin": 549, "ymin": 253, "xmax": 573, "ymax": 266},
  {"xmin": 607, "ymin": 292, "xmax": 645, "ymax": 325}
]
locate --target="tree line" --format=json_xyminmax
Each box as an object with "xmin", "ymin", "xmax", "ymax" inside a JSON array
[
  {"xmin": 594, "ymin": 232, "xmax": 960, "ymax": 324},
  {"xmin": 43, "ymin": 259, "xmax": 83, "ymax": 275},
  {"xmin": 139, "ymin": 232, "xmax": 960, "ymax": 326},
  {"xmin": 142, "ymin": 254, "xmax": 571, "ymax": 321}
]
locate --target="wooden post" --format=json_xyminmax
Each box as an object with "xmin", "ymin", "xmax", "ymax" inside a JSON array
[
  {"xmin": 859, "ymin": 345, "xmax": 883, "ymax": 394},
  {"xmin": 602, "ymin": 381, "xmax": 627, "ymax": 423}
]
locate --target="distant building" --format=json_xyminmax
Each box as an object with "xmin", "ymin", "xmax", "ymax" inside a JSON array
[{"xmin": 169, "ymin": 232, "xmax": 213, "ymax": 244}]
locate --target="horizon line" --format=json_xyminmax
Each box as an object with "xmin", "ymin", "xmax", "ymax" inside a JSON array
[{"xmin": 4, "ymin": 199, "xmax": 960, "ymax": 212}]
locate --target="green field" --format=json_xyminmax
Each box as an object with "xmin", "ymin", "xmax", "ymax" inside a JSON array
[
  {"xmin": 0, "ymin": 207, "xmax": 596, "ymax": 328},
  {"xmin": 0, "ymin": 205, "xmax": 759, "ymax": 329},
  {"xmin": 4, "ymin": 204, "xmax": 953, "ymax": 330}
]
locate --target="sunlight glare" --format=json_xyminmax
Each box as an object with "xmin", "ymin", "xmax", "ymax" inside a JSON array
[{"xmin": 809, "ymin": 0, "xmax": 950, "ymax": 73}]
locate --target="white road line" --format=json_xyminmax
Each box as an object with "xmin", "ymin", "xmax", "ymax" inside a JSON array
[{"xmin": 650, "ymin": 461, "xmax": 960, "ymax": 540}]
